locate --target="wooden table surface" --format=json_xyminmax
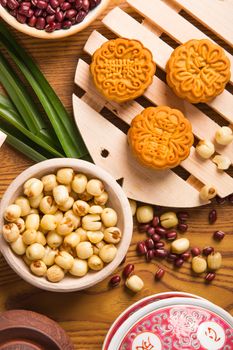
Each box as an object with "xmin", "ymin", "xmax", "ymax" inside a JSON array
[{"xmin": 0, "ymin": 1, "xmax": 233, "ymax": 349}]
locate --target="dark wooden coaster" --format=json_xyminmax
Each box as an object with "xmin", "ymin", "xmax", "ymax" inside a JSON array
[{"xmin": 0, "ymin": 310, "xmax": 74, "ymax": 350}]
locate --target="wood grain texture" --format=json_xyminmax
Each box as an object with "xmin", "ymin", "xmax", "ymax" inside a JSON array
[{"xmin": 0, "ymin": 1, "xmax": 233, "ymax": 349}]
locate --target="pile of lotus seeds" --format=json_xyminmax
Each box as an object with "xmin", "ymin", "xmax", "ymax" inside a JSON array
[{"xmin": 2, "ymin": 168, "xmax": 122, "ymax": 283}]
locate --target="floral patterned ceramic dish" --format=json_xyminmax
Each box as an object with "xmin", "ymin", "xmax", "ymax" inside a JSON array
[
  {"xmin": 103, "ymin": 292, "xmax": 204, "ymax": 350},
  {"xmin": 106, "ymin": 297, "xmax": 233, "ymax": 350}
]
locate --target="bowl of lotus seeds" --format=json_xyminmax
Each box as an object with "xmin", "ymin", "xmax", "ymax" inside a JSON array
[{"xmin": 0, "ymin": 158, "xmax": 133, "ymax": 292}]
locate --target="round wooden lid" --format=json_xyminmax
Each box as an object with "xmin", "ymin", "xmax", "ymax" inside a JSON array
[{"xmin": 0, "ymin": 310, "xmax": 74, "ymax": 350}]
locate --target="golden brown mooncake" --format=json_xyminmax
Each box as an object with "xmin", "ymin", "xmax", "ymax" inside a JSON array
[
  {"xmin": 90, "ymin": 38, "xmax": 156, "ymax": 103},
  {"xmin": 128, "ymin": 106, "xmax": 194, "ymax": 170},
  {"xmin": 166, "ymin": 39, "xmax": 231, "ymax": 104}
]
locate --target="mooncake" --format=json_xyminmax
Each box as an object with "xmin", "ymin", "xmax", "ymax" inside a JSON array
[
  {"xmin": 90, "ymin": 38, "xmax": 156, "ymax": 103},
  {"xmin": 166, "ymin": 39, "xmax": 231, "ymax": 104},
  {"xmin": 128, "ymin": 106, "xmax": 194, "ymax": 170}
]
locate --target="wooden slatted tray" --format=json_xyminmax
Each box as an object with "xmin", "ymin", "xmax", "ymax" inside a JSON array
[{"xmin": 73, "ymin": 0, "xmax": 233, "ymax": 208}]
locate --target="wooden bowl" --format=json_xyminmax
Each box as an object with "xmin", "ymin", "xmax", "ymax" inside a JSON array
[
  {"xmin": 0, "ymin": 309, "xmax": 74, "ymax": 349},
  {"xmin": 0, "ymin": 0, "xmax": 110, "ymax": 39},
  {"xmin": 0, "ymin": 158, "xmax": 133, "ymax": 292}
]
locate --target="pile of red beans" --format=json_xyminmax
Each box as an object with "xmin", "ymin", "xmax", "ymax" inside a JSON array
[{"xmin": 0, "ymin": 0, "xmax": 101, "ymax": 32}]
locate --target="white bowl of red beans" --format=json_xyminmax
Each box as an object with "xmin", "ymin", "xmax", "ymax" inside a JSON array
[{"xmin": 0, "ymin": 0, "xmax": 110, "ymax": 39}]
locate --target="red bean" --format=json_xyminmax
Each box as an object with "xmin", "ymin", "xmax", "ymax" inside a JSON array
[
  {"xmin": 166, "ymin": 253, "xmax": 178, "ymax": 263},
  {"xmin": 0, "ymin": 0, "xmax": 7, "ymax": 7},
  {"xmin": 46, "ymin": 14, "xmax": 55, "ymax": 22},
  {"xmin": 9, "ymin": 8, "xmax": 17, "ymax": 15},
  {"xmin": 16, "ymin": 13, "xmax": 27, "ymax": 22},
  {"xmin": 89, "ymin": 0, "xmax": 100, "ymax": 8},
  {"xmin": 123, "ymin": 264, "xmax": 134, "ymax": 278},
  {"xmin": 213, "ymin": 230, "xmax": 225, "ymax": 241},
  {"xmin": 145, "ymin": 238, "xmax": 154, "ymax": 250},
  {"xmin": 109, "ymin": 275, "xmax": 121, "ymax": 287},
  {"xmin": 166, "ymin": 231, "xmax": 177, "ymax": 241},
  {"xmin": 152, "ymin": 216, "xmax": 160, "ymax": 227},
  {"xmin": 138, "ymin": 223, "xmax": 150, "ymax": 233},
  {"xmin": 154, "ymin": 249, "xmax": 168, "ymax": 258},
  {"xmin": 151, "ymin": 233, "xmax": 161, "ymax": 243},
  {"xmin": 75, "ymin": 0, "xmax": 82, "ymax": 9},
  {"xmin": 202, "ymin": 246, "xmax": 214, "ymax": 256},
  {"xmin": 155, "ymin": 268, "xmax": 165, "ymax": 280},
  {"xmin": 147, "ymin": 226, "xmax": 156, "ymax": 236},
  {"xmin": 177, "ymin": 211, "xmax": 189, "ymax": 222},
  {"xmin": 191, "ymin": 247, "xmax": 201, "ymax": 256},
  {"xmin": 205, "ymin": 272, "xmax": 216, "ymax": 282},
  {"xmin": 181, "ymin": 252, "xmax": 191, "ymax": 261},
  {"xmin": 37, "ymin": 0, "xmax": 48, "ymax": 8},
  {"xmin": 55, "ymin": 10, "xmax": 64, "ymax": 21},
  {"xmin": 75, "ymin": 9, "xmax": 86, "ymax": 22},
  {"xmin": 46, "ymin": 3, "xmax": 55, "ymax": 13},
  {"xmin": 55, "ymin": 22, "xmax": 62, "ymax": 29},
  {"xmin": 137, "ymin": 241, "xmax": 147, "ymax": 255},
  {"xmin": 35, "ymin": 16, "xmax": 45, "ymax": 29},
  {"xmin": 28, "ymin": 14, "xmax": 37, "ymax": 26},
  {"xmin": 154, "ymin": 242, "xmax": 164, "ymax": 249},
  {"xmin": 209, "ymin": 209, "xmax": 217, "ymax": 224},
  {"xmin": 177, "ymin": 223, "xmax": 188, "ymax": 233},
  {"xmin": 34, "ymin": 8, "xmax": 43, "ymax": 16},
  {"xmin": 146, "ymin": 250, "xmax": 154, "ymax": 262},
  {"xmin": 65, "ymin": 8, "xmax": 76, "ymax": 18},
  {"xmin": 62, "ymin": 19, "xmax": 71, "ymax": 28},
  {"xmin": 50, "ymin": 0, "xmax": 59, "ymax": 8},
  {"xmin": 81, "ymin": 0, "xmax": 89, "ymax": 11},
  {"xmin": 7, "ymin": 0, "xmax": 19, "ymax": 9},
  {"xmin": 154, "ymin": 227, "xmax": 167, "ymax": 237},
  {"xmin": 60, "ymin": 1, "xmax": 71, "ymax": 9},
  {"xmin": 174, "ymin": 258, "xmax": 184, "ymax": 267}
]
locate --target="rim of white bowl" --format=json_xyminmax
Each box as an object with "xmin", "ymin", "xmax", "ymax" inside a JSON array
[
  {"xmin": 0, "ymin": 0, "xmax": 110, "ymax": 39},
  {"xmin": 0, "ymin": 158, "xmax": 133, "ymax": 292}
]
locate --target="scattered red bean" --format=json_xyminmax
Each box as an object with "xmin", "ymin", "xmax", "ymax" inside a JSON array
[
  {"xmin": 137, "ymin": 241, "xmax": 147, "ymax": 255},
  {"xmin": 123, "ymin": 264, "xmax": 134, "ymax": 278},
  {"xmin": 155, "ymin": 268, "xmax": 165, "ymax": 280},
  {"xmin": 216, "ymin": 195, "xmax": 226, "ymax": 205},
  {"xmin": 177, "ymin": 211, "xmax": 189, "ymax": 222},
  {"xmin": 181, "ymin": 252, "xmax": 191, "ymax": 261},
  {"xmin": 146, "ymin": 250, "xmax": 154, "ymax": 262},
  {"xmin": 174, "ymin": 258, "xmax": 184, "ymax": 267},
  {"xmin": 177, "ymin": 223, "xmax": 188, "ymax": 233},
  {"xmin": 166, "ymin": 231, "xmax": 177, "ymax": 241},
  {"xmin": 209, "ymin": 209, "xmax": 217, "ymax": 224},
  {"xmin": 166, "ymin": 253, "xmax": 178, "ymax": 262},
  {"xmin": 154, "ymin": 227, "xmax": 167, "ymax": 237},
  {"xmin": 151, "ymin": 233, "xmax": 161, "ymax": 243},
  {"xmin": 138, "ymin": 223, "xmax": 150, "ymax": 233},
  {"xmin": 154, "ymin": 242, "xmax": 164, "ymax": 249},
  {"xmin": 147, "ymin": 226, "xmax": 156, "ymax": 236},
  {"xmin": 205, "ymin": 272, "xmax": 216, "ymax": 282},
  {"xmin": 191, "ymin": 247, "xmax": 201, "ymax": 256},
  {"xmin": 202, "ymin": 246, "xmax": 214, "ymax": 256},
  {"xmin": 154, "ymin": 249, "xmax": 168, "ymax": 258},
  {"xmin": 145, "ymin": 238, "xmax": 155, "ymax": 250},
  {"xmin": 152, "ymin": 216, "xmax": 160, "ymax": 227},
  {"xmin": 109, "ymin": 275, "xmax": 121, "ymax": 287},
  {"xmin": 213, "ymin": 230, "xmax": 225, "ymax": 241}
]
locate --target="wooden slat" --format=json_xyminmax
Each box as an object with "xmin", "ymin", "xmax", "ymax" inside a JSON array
[
  {"xmin": 102, "ymin": 7, "xmax": 233, "ymax": 122},
  {"xmin": 83, "ymin": 34, "xmax": 233, "ymax": 162},
  {"xmin": 172, "ymin": 0, "xmax": 233, "ymax": 47},
  {"xmin": 74, "ymin": 59, "xmax": 233, "ymax": 197},
  {"xmin": 72, "ymin": 94, "xmax": 204, "ymax": 207},
  {"xmin": 127, "ymin": 0, "xmax": 233, "ymax": 84},
  {"xmin": 0, "ymin": 131, "xmax": 7, "ymax": 149}
]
